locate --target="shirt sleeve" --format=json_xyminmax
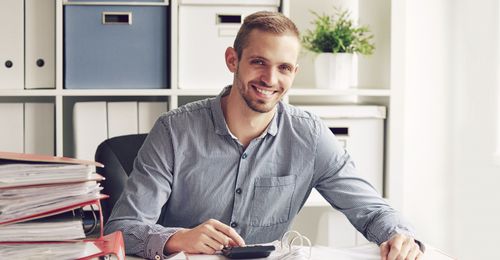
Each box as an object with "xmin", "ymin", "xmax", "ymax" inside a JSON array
[
  {"xmin": 104, "ymin": 117, "xmax": 179, "ymax": 259},
  {"xmin": 312, "ymin": 121, "xmax": 416, "ymax": 245}
]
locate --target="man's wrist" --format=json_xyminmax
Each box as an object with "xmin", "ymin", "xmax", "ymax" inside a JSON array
[
  {"xmin": 387, "ymin": 231, "xmax": 425, "ymax": 253},
  {"xmin": 163, "ymin": 228, "xmax": 187, "ymax": 255}
]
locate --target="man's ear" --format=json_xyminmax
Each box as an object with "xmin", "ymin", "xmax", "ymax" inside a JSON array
[{"xmin": 225, "ymin": 47, "xmax": 238, "ymax": 73}]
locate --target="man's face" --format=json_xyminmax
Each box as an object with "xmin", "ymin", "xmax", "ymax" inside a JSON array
[{"xmin": 227, "ymin": 30, "xmax": 300, "ymax": 113}]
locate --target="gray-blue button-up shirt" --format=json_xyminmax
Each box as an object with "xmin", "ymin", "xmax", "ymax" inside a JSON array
[{"xmin": 104, "ymin": 87, "xmax": 415, "ymax": 259}]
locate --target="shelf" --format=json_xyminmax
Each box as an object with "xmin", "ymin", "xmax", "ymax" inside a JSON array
[
  {"xmin": 62, "ymin": 89, "xmax": 221, "ymax": 96},
  {"xmin": 173, "ymin": 89, "xmax": 222, "ymax": 96},
  {"xmin": 62, "ymin": 1, "xmax": 170, "ymax": 6},
  {"xmin": 288, "ymin": 88, "xmax": 391, "ymax": 97},
  {"xmin": 0, "ymin": 88, "xmax": 391, "ymax": 97},
  {"xmin": 61, "ymin": 89, "xmax": 174, "ymax": 96},
  {"xmin": 0, "ymin": 89, "xmax": 58, "ymax": 97}
]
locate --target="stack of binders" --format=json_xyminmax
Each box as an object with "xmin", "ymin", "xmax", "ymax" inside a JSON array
[{"xmin": 0, "ymin": 151, "xmax": 125, "ymax": 259}]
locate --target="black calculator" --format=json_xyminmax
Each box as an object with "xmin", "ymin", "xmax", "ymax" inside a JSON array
[{"xmin": 221, "ymin": 245, "xmax": 276, "ymax": 259}]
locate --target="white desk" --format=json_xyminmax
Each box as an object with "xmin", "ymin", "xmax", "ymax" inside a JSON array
[{"xmin": 126, "ymin": 243, "xmax": 455, "ymax": 260}]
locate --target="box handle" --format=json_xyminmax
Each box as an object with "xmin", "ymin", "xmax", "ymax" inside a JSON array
[
  {"xmin": 216, "ymin": 14, "xmax": 242, "ymax": 24},
  {"xmin": 329, "ymin": 127, "xmax": 349, "ymax": 149},
  {"xmin": 329, "ymin": 127, "xmax": 349, "ymax": 136},
  {"xmin": 102, "ymin": 12, "xmax": 132, "ymax": 25}
]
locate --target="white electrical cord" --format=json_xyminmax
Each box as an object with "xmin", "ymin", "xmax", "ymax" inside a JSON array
[{"xmin": 278, "ymin": 230, "xmax": 312, "ymax": 260}]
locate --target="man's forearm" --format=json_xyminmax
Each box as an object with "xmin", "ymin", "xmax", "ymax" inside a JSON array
[
  {"xmin": 105, "ymin": 219, "xmax": 182, "ymax": 259},
  {"xmin": 362, "ymin": 208, "xmax": 416, "ymax": 245}
]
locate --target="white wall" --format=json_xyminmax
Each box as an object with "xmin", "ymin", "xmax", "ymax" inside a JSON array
[
  {"xmin": 451, "ymin": 0, "xmax": 500, "ymax": 259},
  {"xmin": 401, "ymin": 0, "xmax": 453, "ymax": 253},
  {"xmin": 290, "ymin": 0, "xmax": 500, "ymax": 258},
  {"xmin": 402, "ymin": 0, "xmax": 500, "ymax": 258}
]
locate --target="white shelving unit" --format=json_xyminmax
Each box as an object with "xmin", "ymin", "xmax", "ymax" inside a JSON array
[
  {"xmin": 0, "ymin": 0, "xmax": 402, "ymax": 248},
  {"xmin": 1, "ymin": 0, "xmax": 395, "ymax": 157}
]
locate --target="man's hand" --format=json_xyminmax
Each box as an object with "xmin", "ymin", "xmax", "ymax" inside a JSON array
[
  {"xmin": 380, "ymin": 233, "xmax": 423, "ymax": 260},
  {"xmin": 164, "ymin": 219, "xmax": 246, "ymax": 254}
]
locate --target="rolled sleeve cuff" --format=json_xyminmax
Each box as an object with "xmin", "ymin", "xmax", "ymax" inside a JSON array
[
  {"xmin": 388, "ymin": 229, "xmax": 426, "ymax": 253},
  {"xmin": 145, "ymin": 228, "xmax": 183, "ymax": 260},
  {"xmin": 387, "ymin": 226, "xmax": 415, "ymax": 241}
]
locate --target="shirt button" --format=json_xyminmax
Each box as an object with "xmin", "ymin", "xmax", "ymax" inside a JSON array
[
  {"xmin": 230, "ymin": 222, "xmax": 238, "ymax": 228},
  {"xmin": 155, "ymin": 255, "xmax": 161, "ymax": 260},
  {"xmin": 235, "ymin": 188, "xmax": 242, "ymax": 194},
  {"xmin": 241, "ymin": 153, "xmax": 247, "ymax": 159}
]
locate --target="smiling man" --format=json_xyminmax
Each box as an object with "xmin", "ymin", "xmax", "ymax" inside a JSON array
[{"xmin": 104, "ymin": 11, "xmax": 423, "ymax": 260}]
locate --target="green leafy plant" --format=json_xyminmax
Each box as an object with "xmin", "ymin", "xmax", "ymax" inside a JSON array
[{"xmin": 302, "ymin": 8, "xmax": 375, "ymax": 55}]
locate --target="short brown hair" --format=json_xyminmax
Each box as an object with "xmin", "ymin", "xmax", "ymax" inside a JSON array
[{"xmin": 233, "ymin": 11, "xmax": 300, "ymax": 59}]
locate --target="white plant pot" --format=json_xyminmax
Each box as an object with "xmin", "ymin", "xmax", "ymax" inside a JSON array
[{"xmin": 314, "ymin": 53, "xmax": 354, "ymax": 89}]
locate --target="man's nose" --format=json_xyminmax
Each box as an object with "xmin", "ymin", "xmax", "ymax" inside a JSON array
[{"xmin": 260, "ymin": 68, "xmax": 278, "ymax": 87}]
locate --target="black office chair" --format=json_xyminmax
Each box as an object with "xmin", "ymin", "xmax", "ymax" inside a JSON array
[{"xmin": 95, "ymin": 133, "xmax": 148, "ymax": 223}]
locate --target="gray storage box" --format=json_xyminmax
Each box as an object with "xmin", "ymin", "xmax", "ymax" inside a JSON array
[{"xmin": 64, "ymin": 5, "xmax": 169, "ymax": 89}]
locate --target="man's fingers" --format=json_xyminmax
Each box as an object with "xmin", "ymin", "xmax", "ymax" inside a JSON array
[
  {"xmin": 198, "ymin": 243, "xmax": 217, "ymax": 255},
  {"xmin": 228, "ymin": 238, "xmax": 239, "ymax": 247},
  {"xmin": 208, "ymin": 219, "xmax": 246, "ymax": 246},
  {"xmin": 398, "ymin": 238, "xmax": 412, "ymax": 259},
  {"xmin": 380, "ymin": 242, "xmax": 389, "ymax": 260},
  {"xmin": 387, "ymin": 235, "xmax": 405, "ymax": 260},
  {"xmin": 165, "ymin": 219, "xmax": 246, "ymax": 255},
  {"xmin": 206, "ymin": 227, "xmax": 231, "ymax": 247},
  {"xmin": 380, "ymin": 234, "xmax": 423, "ymax": 260},
  {"xmin": 200, "ymin": 233, "xmax": 225, "ymax": 252},
  {"xmin": 226, "ymin": 228, "xmax": 246, "ymax": 246},
  {"xmin": 406, "ymin": 243, "xmax": 421, "ymax": 260}
]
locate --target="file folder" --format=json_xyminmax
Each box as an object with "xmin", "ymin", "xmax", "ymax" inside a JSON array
[
  {"xmin": 82, "ymin": 231, "xmax": 125, "ymax": 260},
  {"xmin": 0, "ymin": 0, "xmax": 24, "ymax": 89},
  {"xmin": 74, "ymin": 102, "xmax": 108, "ymax": 161},
  {"xmin": 0, "ymin": 152, "xmax": 125, "ymax": 260},
  {"xmin": 24, "ymin": 102, "xmax": 55, "ymax": 155},
  {"xmin": 25, "ymin": 0, "xmax": 56, "ymax": 89},
  {"xmin": 0, "ymin": 200, "xmax": 124, "ymax": 260},
  {"xmin": 0, "ymin": 103, "xmax": 24, "ymax": 152},
  {"xmin": 138, "ymin": 102, "xmax": 167, "ymax": 133},
  {"xmin": 0, "ymin": 150, "xmax": 103, "ymax": 167},
  {"xmin": 107, "ymin": 102, "xmax": 138, "ymax": 138}
]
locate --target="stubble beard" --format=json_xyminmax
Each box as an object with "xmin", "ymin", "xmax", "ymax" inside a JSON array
[{"xmin": 234, "ymin": 71, "xmax": 279, "ymax": 114}]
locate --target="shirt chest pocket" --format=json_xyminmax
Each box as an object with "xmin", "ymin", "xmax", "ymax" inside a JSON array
[{"xmin": 249, "ymin": 175, "xmax": 296, "ymax": 227}]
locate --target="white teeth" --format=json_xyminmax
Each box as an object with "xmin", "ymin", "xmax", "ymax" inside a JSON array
[{"xmin": 256, "ymin": 88, "xmax": 273, "ymax": 95}]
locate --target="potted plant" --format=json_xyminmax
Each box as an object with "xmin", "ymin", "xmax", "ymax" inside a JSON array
[{"xmin": 302, "ymin": 8, "xmax": 375, "ymax": 89}]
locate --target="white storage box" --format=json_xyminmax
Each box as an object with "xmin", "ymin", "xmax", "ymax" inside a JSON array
[
  {"xmin": 293, "ymin": 105, "xmax": 385, "ymax": 248},
  {"xmin": 299, "ymin": 105, "xmax": 386, "ymax": 206},
  {"xmin": 178, "ymin": 0, "xmax": 280, "ymax": 89}
]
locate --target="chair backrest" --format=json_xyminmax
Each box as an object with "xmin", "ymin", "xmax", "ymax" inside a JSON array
[{"xmin": 95, "ymin": 133, "xmax": 147, "ymax": 223}]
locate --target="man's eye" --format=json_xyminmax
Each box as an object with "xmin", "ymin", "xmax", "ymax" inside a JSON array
[
  {"xmin": 279, "ymin": 65, "xmax": 293, "ymax": 72},
  {"xmin": 251, "ymin": 59, "xmax": 264, "ymax": 65}
]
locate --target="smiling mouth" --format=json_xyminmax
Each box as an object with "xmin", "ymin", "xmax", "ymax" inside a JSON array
[{"xmin": 253, "ymin": 85, "xmax": 277, "ymax": 97}]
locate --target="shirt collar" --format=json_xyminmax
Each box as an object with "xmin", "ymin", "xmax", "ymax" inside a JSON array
[{"xmin": 211, "ymin": 86, "xmax": 280, "ymax": 137}]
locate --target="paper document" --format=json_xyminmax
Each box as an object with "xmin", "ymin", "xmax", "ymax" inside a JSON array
[
  {"xmin": 0, "ymin": 182, "xmax": 102, "ymax": 224},
  {"xmin": 0, "ymin": 219, "xmax": 85, "ymax": 241},
  {"xmin": 0, "ymin": 241, "xmax": 101, "ymax": 259},
  {"xmin": 0, "ymin": 162, "xmax": 101, "ymax": 188}
]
